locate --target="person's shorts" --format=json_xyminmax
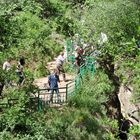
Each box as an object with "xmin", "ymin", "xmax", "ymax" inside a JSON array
[
  {"xmin": 16, "ymin": 72, "xmax": 24, "ymax": 78},
  {"xmin": 57, "ymin": 65, "xmax": 65, "ymax": 73}
]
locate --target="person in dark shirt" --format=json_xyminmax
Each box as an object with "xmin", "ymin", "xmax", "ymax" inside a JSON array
[
  {"xmin": 48, "ymin": 69, "xmax": 60, "ymax": 103},
  {"xmin": 16, "ymin": 57, "xmax": 25, "ymax": 86}
]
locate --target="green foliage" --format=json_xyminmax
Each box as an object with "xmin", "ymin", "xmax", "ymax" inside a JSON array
[
  {"xmin": 71, "ymin": 0, "xmax": 140, "ymax": 101},
  {"xmin": 0, "ymin": 70, "xmax": 120, "ymax": 140},
  {"xmin": 34, "ymin": 61, "xmax": 49, "ymax": 78},
  {"xmin": 0, "ymin": 0, "xmax": 65, "ymax": 77},
  {"xmin": 69, "ymin": 70, "xmax": 112, "ymax": 111},
  {"xmin": 129, "ymin": 125, "xmax": 140, "ymax": 140}
]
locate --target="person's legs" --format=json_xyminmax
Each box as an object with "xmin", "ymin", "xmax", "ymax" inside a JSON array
[
  {"xmin": 76, "ymin": 65, "xmax": 80, "ymax": 74},
  {"xmin": 16, "ymin": 71, "xmax": 25, "ymax": 86},
  {"xmin": 59, "ymin": 66, "xmax": 66, "ymax": 82},
  {"xmin": 55, "ymin": 88, "xmax": 60, "ymax": 103},
  {"xmin": 17, "ymin": 75, "xmax": 24, "ymax": 86},
  {"xmin": 16, "ymin": 72, "xmax": 20, "ymax": 86},
  {"xmin": 57, "ymin": 65, "xmax": 66, "ymax": 82},
  {"xmin": 75, "ymin": 59, "xmax": 80, "ymax": 74},
  {"xmin": 19, "ymin": 76, "xmax": 24, "ymax": 85},
  {"xmin": 50, "ymin": 89, "xmax": 54, "ymax": 103},
  {"xmin": 61, "ymin": 67, "xmax": 66, "ymax": 82},
  {"xmin": 56, "ymin": 65, "xmax": 60, "ymax": 75}
]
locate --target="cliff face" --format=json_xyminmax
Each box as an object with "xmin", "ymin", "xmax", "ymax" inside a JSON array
[{"xmin": 118, "ymin": 85, "xmax": 140, "ymax": 125}]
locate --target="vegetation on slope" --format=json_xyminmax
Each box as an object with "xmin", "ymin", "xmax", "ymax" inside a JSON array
[{"xmin": 0, "ymin": 71, "xmax": 120, "ymax": 140}]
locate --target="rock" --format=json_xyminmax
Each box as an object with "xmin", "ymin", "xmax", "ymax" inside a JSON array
[{"xmin": 118, "ymin": 85, "xmax": 140, "ymax": 125}]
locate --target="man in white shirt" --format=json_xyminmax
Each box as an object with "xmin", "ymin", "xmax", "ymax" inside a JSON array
[
  {"xmin": 56, "ymin": 52, "xmax": 66, "ymax": 82},
  {"xmin": 2, "ymin": 58, "xmax": 12, "ymax": 87},
  {"xmin": 3, "ymin": 58, "xmax": 11, "ymax": 71}
]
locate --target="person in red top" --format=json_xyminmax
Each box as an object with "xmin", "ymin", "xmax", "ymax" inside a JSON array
[
  {"xmin": 77, "ymin": 47, "xmax": 84, "ymax": 55},
  {"xmin": 75, "ymin": 47, "xmax": 84, "ymax": 74}
]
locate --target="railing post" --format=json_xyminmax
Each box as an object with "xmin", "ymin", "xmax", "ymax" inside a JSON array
[
  {"xmin": 91, "ymin": 63, "xmax": 94, "ymax": 78},
  {"xmin": 38, "ymin": 90, "xmax": 42, "ymax": 112},
  {"xmin": 37, "ymin": 90, "xmax": 39, "ymax": 111},
  {"xmin": 0, "ymin": 121, "xmax": 3, "ymax": 132},
  {"xmin": 74, "ymin": 78, "xmax": 77, "ymax": 93},
  {"xmin": 66, "ymin": 84, "xmax": 68, "ymax": 102}
]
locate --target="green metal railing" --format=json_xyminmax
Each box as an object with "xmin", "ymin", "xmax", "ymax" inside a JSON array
[
  {"xmin": 37, "ymin": 58, "xmax": 95, "ymax": 111},
  {"xmin": 36, "ymin": 40, "xmax": 95, "ymax": 110},
  {"xmin": 65, "ymin": 39, "xmax": 95, "ymax": 96}
]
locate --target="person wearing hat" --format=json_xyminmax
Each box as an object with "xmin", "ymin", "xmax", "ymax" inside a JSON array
[{"xmin": 56, "ymin": 52, "xmax": 66, "ymax": 82}]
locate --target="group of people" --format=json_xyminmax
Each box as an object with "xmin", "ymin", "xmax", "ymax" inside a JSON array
[
  {"xmin": 1, "ymin": 48, "xmax": 84, "ymax": 102},
  {"xmin": 48, "ymin": 52, "xmax": 66, "ymax": 103},
  {"xmin": 2, "ymin": 57, "xmax": 25, "ymax": 87},
  {"xmin": 48, "ymin": 47, "xmax": 84, "ymax": 102},
  {"xmin": 1, "ymin": 52, "xmax": 66, "ymax": 102}
]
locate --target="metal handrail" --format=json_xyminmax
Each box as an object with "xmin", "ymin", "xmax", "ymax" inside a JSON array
[{"xmin": 39, "ymin": 86, "xmax": 66, "ymax": 91}]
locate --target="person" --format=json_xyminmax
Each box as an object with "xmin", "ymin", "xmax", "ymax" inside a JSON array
[
  {"xmin": 3, "ymin": 58, "xmax": 11, "ymax": 71},
  {"xmin": 48, "ymin": 69, "xmax": 60, "ymax": 103},
  {"xmin": 16, "ymin": 57, "xmax": 25, "ymax": 86},
  {"xmin": 56, "ymin": 52, "xmax": 66, "ymax": 82},
  {"xmin": 2, "ymin": 58, "xmax": 12, "ymax": 87},
  {"xmin": 75, "ymin": 47, "xmax": 84, "ymax": 74}
]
